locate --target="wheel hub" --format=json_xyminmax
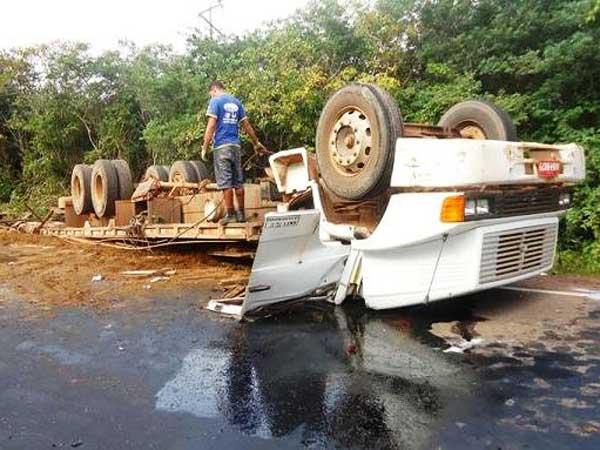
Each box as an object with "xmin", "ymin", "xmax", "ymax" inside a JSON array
[
  {"xmin": 458, "ymin": 123, "xmax": 487, "ymax": 140},
  {"xmin": 329, "ymin": 108, "xmax": 373, "ymax": 174}
]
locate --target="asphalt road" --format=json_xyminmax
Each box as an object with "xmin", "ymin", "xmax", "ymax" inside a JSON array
[{"xmin": 1, "ymin": 282, "xmax": 600, "ymax": 450}]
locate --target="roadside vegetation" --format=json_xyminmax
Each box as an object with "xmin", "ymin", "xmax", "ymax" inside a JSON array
[{"xmin": 0, "ymin": 0, "xmax": 599, "ymax": 271}]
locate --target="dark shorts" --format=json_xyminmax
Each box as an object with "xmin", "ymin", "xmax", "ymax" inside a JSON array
[{"xmin": 214, "ymin": 144, "xmax": 244, "ymax": 189}]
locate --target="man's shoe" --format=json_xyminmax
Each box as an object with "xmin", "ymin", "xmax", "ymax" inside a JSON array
[
  {"xmin": 219, "ymin": 213, "xmax": 236, "ymax": 226},
  {"xmin": 235, "ymin": 210, "xmax": 246, "ymax": 223}
]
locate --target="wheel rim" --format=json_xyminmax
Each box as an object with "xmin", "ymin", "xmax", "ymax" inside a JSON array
[
  {"xmin": 73, "ymin": 176, "xmax": 82, "ymax": 203},
  {"xmin": 456, "ymin": 122, "xmax": 487, "ymax": 140},
  {"xmin": 328, "ymin": 107, "xmax": 373, "ymax": 176},
  {"xmin": 93, "ymin": 173, "xmax": 105, "ymax": 211}
]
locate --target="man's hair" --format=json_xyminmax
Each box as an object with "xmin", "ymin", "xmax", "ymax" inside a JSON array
[{"xmin": 209, "ymin": 80, "xmax": 225, "ymax": 91}]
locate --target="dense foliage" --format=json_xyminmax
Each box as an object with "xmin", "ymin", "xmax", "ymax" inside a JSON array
[{"xmin": 1, "ymin": 0, "xmax": 599, "ymax": 270}]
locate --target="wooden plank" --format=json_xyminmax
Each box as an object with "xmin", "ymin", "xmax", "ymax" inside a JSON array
[{"xmin": 148, "ymin": 198, "xmax": 182, "ymax": 224}]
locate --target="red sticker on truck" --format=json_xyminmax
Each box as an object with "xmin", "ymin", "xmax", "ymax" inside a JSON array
[{"xmin": 537, "ymin": 160, "xmax": 561, "ymax": 179}]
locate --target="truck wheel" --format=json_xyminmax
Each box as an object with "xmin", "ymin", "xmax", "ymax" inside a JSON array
[
  {"xmin": 71, "ymin": 164, "xmax": 93, "ymax": 215},
  {"xmin": 144, "ymin": 165, "xmax": 169, "ymax": 182},
  {"xmin": 111, "ymin": 159, "xmax": 133, "ymax": 200},
  {"xmin": 91, "ymin": 160, "xmax": 119, "ymax": 217},
  {"xmin": 189, "ymin": 160, "xmax": 210, "ymax": 181},
  {"xmin": 316, "ymin": 83, "xmax": 403, "ymax": 200},
  {"xmin": 365, "ymin": 84, "xmax": 404, "ymax": 197},
  {"xmin": 169, "ymin": 161, "xmax": 199, "ymax": 183},
  {"xmin": 438, "ymin": 100, "xmax": 517, "ymax": 141}
]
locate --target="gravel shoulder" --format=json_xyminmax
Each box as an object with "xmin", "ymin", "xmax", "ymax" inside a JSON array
[{"xmin": 0, "ymin": 230, "xmax": 249, "ymax": 309}]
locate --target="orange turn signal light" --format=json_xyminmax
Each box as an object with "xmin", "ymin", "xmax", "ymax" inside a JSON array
[{"xmin": 440, "ymin": 195, "xmax": 465, "ymax": 222}]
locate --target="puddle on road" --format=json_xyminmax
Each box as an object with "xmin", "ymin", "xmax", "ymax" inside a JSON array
[
  {"xmin": 155, "ymin": 304, "xmax": 474, "ymax": 448},
  {"xmin": 153, "ymin": 291, "xmax": 600, "ymax": 449},
  {"xmin": 156, "ymin": 348, "xmax": 229, "ymax": 419}
]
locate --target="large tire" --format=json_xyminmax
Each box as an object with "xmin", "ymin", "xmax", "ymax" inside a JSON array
[
  {"xmin": 438, "ymin": 100, "xmax": 517, "ymax": 141},
  {"xmin": 189, "ymin": 160, "xmax": 210, "ymax": 181},
  {"xmin": 111, "ymin": 159, "xmax": 133, "ymax": 200},
  {"xmin": 169, "ymin": 161, "xmax": 199, "ymax": 183},
  {"xmin": 91, "ymin": 159, "xmax": 119, "ymax": 217},
  {"xmin": 316, "ymin": 83, "xmax": 403, "ymax": 200},
  {"xmin": 144, "ymin": 165, "xmax": 169, "ymax": 182},
  {"xmin": 71, "ymin": 164, "xmax": 93, "ymax": 215},
  {"xmin": 365, "ymin": 84, "xmax": 404, "ymax": 197}
]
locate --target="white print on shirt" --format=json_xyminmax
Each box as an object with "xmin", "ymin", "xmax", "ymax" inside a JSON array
[{"xmin": 223, "ymin": 102, "xmax": 239, "ymax": 124}]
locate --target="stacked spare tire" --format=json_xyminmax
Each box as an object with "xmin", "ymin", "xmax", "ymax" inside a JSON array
[{"xmin": 71, "ymin": 159, "xmax": 134, "ymax": 218}]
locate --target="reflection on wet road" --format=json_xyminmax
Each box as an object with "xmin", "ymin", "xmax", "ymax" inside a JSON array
[
  {"xmin": 156, "ymin": 306, "xmax": 472, "ymax": 449},
  {"xmin": 1, "ymin": 285, "xmax": 600, "ymax": 449}
]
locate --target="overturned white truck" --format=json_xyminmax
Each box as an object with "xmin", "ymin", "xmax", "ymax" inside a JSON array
[{"xmin": 209, "ymin": 84, "xmax": 586, "ymax": 317}]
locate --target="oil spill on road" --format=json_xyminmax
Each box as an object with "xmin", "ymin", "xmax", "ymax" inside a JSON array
[{"xmin": 154, "ymin": 302, "xmax": 478, "ymax": 449}]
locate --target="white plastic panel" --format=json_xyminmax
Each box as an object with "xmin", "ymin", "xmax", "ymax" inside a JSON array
[
  {"xmin": 268, "ymin": 147, "xmax": 310, "ymax": 194},
  {"xmin": 241, "ymin": 210, "xmax": 350, "ymax": 314},
  {"xmin": 391, "ymin": 139, "xmax": 585, "ymax": 188}
]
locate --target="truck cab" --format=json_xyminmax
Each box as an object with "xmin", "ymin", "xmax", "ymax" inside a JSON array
[{"xmin": 208, "ymin": 84, "xmax": 586, "ymax": 317}]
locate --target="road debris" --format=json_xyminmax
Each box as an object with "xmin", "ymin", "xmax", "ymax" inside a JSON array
[
  {"xmin": 122, "ymin": 268, "xmax": 176, "ymax": 278},
  {"xmin": 150, "ymin": 276, "xmax": 169, "ymax": 283},
  {"xmin": 91, "ymin": 274, "xmax": 103, "ymax": 282},
  {"xmin": 443, "ymin": 337, "xmax": 484, "ymax": 354}
]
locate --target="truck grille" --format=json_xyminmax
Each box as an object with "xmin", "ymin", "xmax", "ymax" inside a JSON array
[
  {"xmin": 493, "ymin": 188, "xmax": 562, "ymax": 217},
  {"xmin": 479, "ymin": 223, "xmax": 557, "ymax": 284},
  {"xmin": 465, "ymin": 187, "xmax": 570, "ymax": 221}
]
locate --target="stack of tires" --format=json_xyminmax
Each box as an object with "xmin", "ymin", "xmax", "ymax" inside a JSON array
[
  {"xmin": 71, "ymin": 159, "xmax": 133, "ymax": 218},
  {"xmin": 71, "ymin": 159, "xmax": 211, "ymax": 218}
]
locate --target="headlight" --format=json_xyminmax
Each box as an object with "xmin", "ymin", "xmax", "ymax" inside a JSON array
[
  {"xmin": 559, "ymin": 192, "xmax": 571, "ymax": 207},
  {"xmin": 464, "ymin": 198, "xmax": 492, "ymax": 218},
  {"xmin": 476, "ymin": 198, "xmax": 490, "ymax": 215},
  {"xmin": 465, "ymin": 199, "xmax": 476, "ymax": 216}
]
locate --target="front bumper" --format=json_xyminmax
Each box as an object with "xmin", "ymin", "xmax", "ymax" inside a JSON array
[{"xmin": 360, "ymin": 216, "xmax": 559, "ymax": 310}]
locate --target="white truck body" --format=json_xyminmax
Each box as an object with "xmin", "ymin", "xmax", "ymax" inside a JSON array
[
  {"xmin": 208, "ymin": 139, "xmax": 585, "ymax": 317},
  {"xmin": 391, "ymin": 138, "xmax": 584, "ymax": 187}
]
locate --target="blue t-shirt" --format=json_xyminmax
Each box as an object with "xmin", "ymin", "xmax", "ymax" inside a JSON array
[{"xmin": 206, "ymin": 93, "xmax": 246, "ymax": 148}]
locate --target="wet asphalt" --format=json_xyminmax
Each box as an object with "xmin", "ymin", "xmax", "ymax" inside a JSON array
[{"xmin": 1, "ymin": 285, "xmax": 600, "ymax": 450}]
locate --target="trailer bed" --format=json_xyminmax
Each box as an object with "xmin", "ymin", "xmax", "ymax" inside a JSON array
[{"xmin": 40, "ymin": 221, "xmax": 263, "ymax": 243}]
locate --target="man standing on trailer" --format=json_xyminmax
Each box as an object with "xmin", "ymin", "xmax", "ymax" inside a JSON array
[{"xmin": 201, "ymin": 80, "xmax": 266, "ymax": 225}]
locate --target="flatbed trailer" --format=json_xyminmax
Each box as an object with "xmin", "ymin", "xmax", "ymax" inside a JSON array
[
  {"xmin": 40, "ymin": 221, "xmax": 263, "ymax": 243},
  {"xmin": 49, "ymin": 175, "xmax": 278, "ymax": 246}
]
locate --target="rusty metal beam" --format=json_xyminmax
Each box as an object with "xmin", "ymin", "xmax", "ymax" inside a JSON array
[{"xmin": 403, "ymin": 123, "xmax": 461, "ymax": 139}]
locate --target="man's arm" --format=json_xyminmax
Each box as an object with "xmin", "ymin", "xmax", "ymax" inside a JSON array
[
  {"xmin": 201, "ymin": 117, "xmax": 217, "ymax": 161},
  {"xmin": 240, "ymin": 119, "xmax": 268, "ymax": 154}
]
